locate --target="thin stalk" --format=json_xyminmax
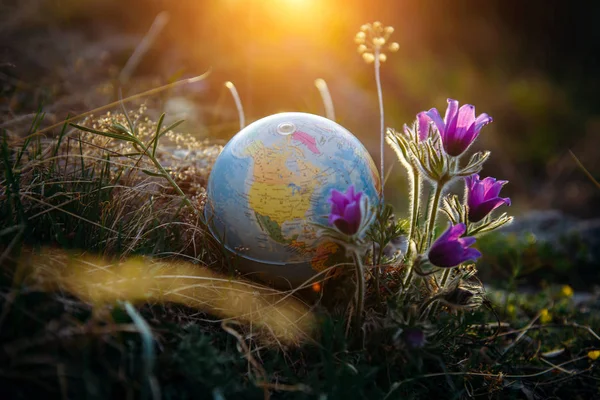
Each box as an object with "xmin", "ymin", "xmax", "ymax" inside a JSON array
[
  {"xmin": 144, "ymin": 144, "xmax": 193, "ymax": 209},
  {"xmin": 374, "ymin": 48, "xmax": 385, "ymax": 198},
  {"xmin": 427, "ymin": 267, "xmax": 453, "ymax": 319},
  {"xmin": 401, "ymin": 167, "xmax": 421, "ymax": 296},
  {"xmin": 25, "ymin": 71, "xmax": 211, "ymax": 140},
  {"xmin": 225, "ymin": 81, "xmax": 246, "ymax": 130},
  {"xmin": 314, "ymin": 78, "xmax": 336, "ymax": 120},
  {"xmin": 439, "ymin": 268, "xmax": 451, "ymax": 290},
  {"xmin": 425, "ymin": 181, "xmax": 445, "ymax": 248},
  {"xmin": 408, "ymin": 167, "xmax": 421, "ymax": 245},
  {"xmin": 352, "ymin": 250, "xmax": 366, "ymax": 337}
]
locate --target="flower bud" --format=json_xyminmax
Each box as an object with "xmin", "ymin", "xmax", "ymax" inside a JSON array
[
  {"xmin": 360, "ymin": 24, "xmax": 370, "ymax": 32},
  {"xmin": 384, "ymin": 26, "xmax": 394, "ymax": 34},
  {"xmin": 388, "ymin": 42, "xmax": 400, "ymax": 52},
  {"xmin": 378, "ymin": 53, "xmax": 387, "ymax": 62},
  {"xmin": 373, "ymin": 37, "xmax": 386, "ymax": 47},
  {"xmin": 357, "ymin": 44, "xmax": 367, "ymax": 54},
  {"xmin": 354, "ymin": 31, "xmax": 366, "ymax": 44},
  {"xmin": 373, "ymin": 21, "xmax": 382, "ymax": 30},
  {"xmin": 362, "ymin": 52, "xmax": 375, "ymax": 63}
]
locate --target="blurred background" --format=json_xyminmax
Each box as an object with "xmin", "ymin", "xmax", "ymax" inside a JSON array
[{"xmin": 1, "ymin": 0, "xmax": 599, "ymax": 217}]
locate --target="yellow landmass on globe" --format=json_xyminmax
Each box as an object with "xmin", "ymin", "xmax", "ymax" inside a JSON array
[
  {"xmin": 311, "ymin": 242, "xmax": 342, "ymax": 272},
  {"xmin": 246, "ymin": 139, "xmax": 321, "ymax": 226},
  {"xmin": 249, "ymin": 181, "xmax": 314, "ymax": 225}
]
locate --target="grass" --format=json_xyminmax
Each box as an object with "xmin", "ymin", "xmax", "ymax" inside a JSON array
[{"xmin": 1, "ymin": 104, "xmax": 599, "ymax": 399}]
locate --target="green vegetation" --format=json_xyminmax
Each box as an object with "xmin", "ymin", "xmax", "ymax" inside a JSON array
[{"xmin": 1, "ymin": 107, "xmax": 599, "ymax": 399}]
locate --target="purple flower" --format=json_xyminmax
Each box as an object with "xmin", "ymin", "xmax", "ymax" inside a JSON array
[
  {"xmin": 328, "ymin": 185, "xmax": 363, "ymax": 236},
  {"xmin": 465, "ymin": 174, "xmax": 511, "ymax": 222},
  {"xmin": 428, "ymin": 223, "xmax": 481, "ymax": 268},
  {"xmin": 425, "ymin": 98, "xmax": 493, "ymax": 157}
]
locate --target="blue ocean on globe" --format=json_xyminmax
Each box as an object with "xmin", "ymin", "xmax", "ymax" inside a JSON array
[{"xmin": 205, "ymin": 112, "xmax": 381, "ymax": 286}]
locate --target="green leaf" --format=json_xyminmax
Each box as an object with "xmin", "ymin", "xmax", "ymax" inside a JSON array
[
  {"xmin": 142, "ymin": 169, "xmax": 166, "ymax": 177},
  {"xmin": 70, "ymin": 123, "xmax": 137, "ymax": 143}
]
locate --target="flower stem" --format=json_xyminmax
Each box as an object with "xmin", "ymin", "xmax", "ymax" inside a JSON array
[
  {"xmin": 408, "ymin": 167, "xmax": 421, "ymax": 245},
  {"xmin": 401, "ymin": 168, "xmax": 421, "ymax": 296},
  {"xmin": 425, "ymin": 181, "xmax": 445, "ymax": 249},
  {"xmin": 352, "ymin": 250, "xmax": 366, "ymax": 336},
  {"xmin": 439, "ymin": 268, "xmax": 452, "ymax": 290},
  {"xmin": 135, "ymin": 137, "xmax": 195, "ymax": 212},
  {"xmin": 428, "ymin": 267, "xmax": 453, "ymax": 319},
  {"xmin": 374, "ymin": 48, "xmax": 385, "ymax": 198}
]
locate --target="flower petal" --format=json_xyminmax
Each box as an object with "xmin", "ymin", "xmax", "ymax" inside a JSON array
[
  {"xmin": 468, "ymin": 197, "xmax": 511, "ymax": 222},
  {"xmin": 346, "ymin": 185, "xmax": 355, "ymax": 200},
  {"xmin": 486, "ymin": 179, "xmax": 508, "ymax": 198},
  {"xmin": 428, "ymin": 241, "xmax": 464, "ymax": 268},
  {"xmin": 342, "ymin": 200, "xmax": 362, "ymax": 235},
  {"xmin": 474, "ymin": 113, "xmax": 493, "ymax": 132},
  {"xmin": 454, "ymin": 104, "xmax": 476, "ymax": 140},
  {"xmin": 444, "ymin": 99, "xmax": 459, "ymax": 127},
  {"xmin": 458, "ymin": 236, "xmax": 476, "ymax": 248},
  {"xmin": 329, "ymin": 189, "xmax": 349, "ymax": 209},
  {"xmin": 464, "ymin": 174, "xmax": 478, "ymax": 191},
  {"xmin": 462, "ymin": 247, "xmax": 482, "ymax": 263},
  {"xmin": 417, "ymin": 112, "xmax": 430, "ymax": 141},
  {"xmin": 431, "ymin": 223, "xmax": 458, "ymax": 246},
  {"xmin": 425, "ymin": 108, "xmax": 446, "ymax": 138},
  {"xmin": 328, "ymin": 213, "xmax": 344, "ymax": 225},
  {"xmin": 333, "ymin": 219, "xmax": 351, "ymax": 235}
]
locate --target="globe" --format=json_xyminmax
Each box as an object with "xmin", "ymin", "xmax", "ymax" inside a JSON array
[{"xmin": 205, "ymin": 112, "xmax": 381, "ymax": 288}]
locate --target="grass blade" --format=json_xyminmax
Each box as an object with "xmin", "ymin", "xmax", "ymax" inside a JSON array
[
  {"xmin": 120, "ymin": 301, "xmax": 160, "ymax": 400},
  {"xmin": 569, "ymin": 149, "xmax": 600, "ymax": 189}
]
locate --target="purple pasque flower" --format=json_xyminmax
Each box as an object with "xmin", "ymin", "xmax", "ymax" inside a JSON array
[
  {"xmin": 428, "ymin": 223, "xmax": 481, "ymax": 268},
  {"xmin": 328, "ymin": 185, "xmax": 363, "ymax": 236},
  {"xmin": 465, "ymin": 174, "xmax": 511, "ymax": 222},
  {"xmin": 425, "ymin": 98, "xmax": 493, "ymax": 157}
]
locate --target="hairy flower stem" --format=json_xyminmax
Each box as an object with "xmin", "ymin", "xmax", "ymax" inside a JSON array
[
  {"xmin": 374, "ymin": 48, "xmax": 385, "ymax": 198},
  {"xmin": 401, "ymin": 168, "xmax": 421, "ymax": 295},
  {"xmin": 408, "ymin": 167, "xmax": 421, "ymax": 246},
  {"xmin": 439, "ymin": 268, "xmax": 452, "ymax": 290},
  {"xmin": 428, "ymin": 267, "xmax": 453, "ymax": 319},
  {"xmin": 352, "ymin": 250, "xmax": 366, "ymax": 337},
  {"xmin": 425, "ymin": 181, "xmax": 445, "ymax": 249}
]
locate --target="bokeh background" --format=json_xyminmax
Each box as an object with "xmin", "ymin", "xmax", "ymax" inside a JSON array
[{"xmin": 2, "ymin": 0, "xmax": 599, "ymax": 217}]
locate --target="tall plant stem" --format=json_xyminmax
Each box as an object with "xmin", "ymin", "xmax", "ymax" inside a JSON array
[
  {"xmin": 425, "ymin": 181, "xmax": 445, "ymax": 249},
  {"xmin": 429, "ymin": 264, "xmax": 453, "ymax": 319},
  {"xmin": 401, "ymin": 167, "xmax": 421, "ymax": 293},
  {"xmin": 352, "ymin": 250, "xmax": 366, "ymax": 337},
  {"xmin": 374, "ymin": 48, "xmax": 385, "ymax": 198},
  {"xmin": 408, "ymin": 167, "xmax": 421, "ymax": 245}
]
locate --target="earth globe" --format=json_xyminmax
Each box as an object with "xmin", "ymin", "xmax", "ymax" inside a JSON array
[{"xmin": 204, "ymin": 112, "xmax": 381, "ymax": 288}]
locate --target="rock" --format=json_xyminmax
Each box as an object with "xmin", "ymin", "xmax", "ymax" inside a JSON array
[{"xmin": 500, "ymin": 209, "xmax": 600, "ymax": 266}]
